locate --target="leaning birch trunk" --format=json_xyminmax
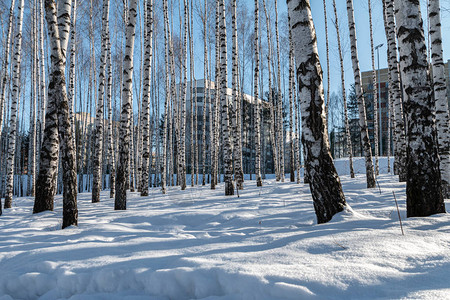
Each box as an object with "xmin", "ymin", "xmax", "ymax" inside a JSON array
[
  {"xmin": 394, "ymin": 0, "xmax": 445, "ymax": 217},
  {"xmin": 332, "ymin": 0, "xmax": 355, "ymax": 178},
  {"xmin": 0, "ymin": 0, "xmax": 16, "ymax": 139},
  {"xmin": 254, "ymin": 0, "xmax": 263, "ymax": 187},
  {"xmin": 383, "ymin": 0, "xmax": 407, "ymax": 181},
  {"xmin": 368, "ymin": 0, "xmax": 379, "ymax": 175},
  {"xmin": 287, "ymin": 0, "xmax": 346, "ymax": 223},
  {"xmin": 274, "ymin": 0, "xmax": 284, "ymax": 182},
  {"xmin": 4, "ymin": 0, "xmax": 24, "ymax": 209},
  {"xmin": 92, "ymin": 0, "xmax": 110, "ymax": 203},
  {"xmin": 231, "ymin": 0, "xmax": 244, "ymax": 190},
  {"xmin": 141, "ymin": 0, "xmax": 153, "ymax": 196},
  {"xmin": 346, "ymin": 0, "xmax": 376, "ymax": 188},
  {"xmin": 429, "ymin": 0, "xmax": 450, "ymax": 197},
  {"xmin": 219, "ymin": 0, "xmax": 234, "ymax": 196},
  {"xmin": 115, "ymin": 0, "xmax": 137, "ymax": 209}
]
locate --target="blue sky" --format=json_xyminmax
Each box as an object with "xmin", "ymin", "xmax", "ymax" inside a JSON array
[{"xmin": 230, "ymin": 0, "xmax": 450, "ymax": 95}]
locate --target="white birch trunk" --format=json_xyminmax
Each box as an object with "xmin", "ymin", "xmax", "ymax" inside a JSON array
[
  {"xmin": 332, "ymin": 0, "xmax": 355, "ymax": 178},
  {"xmin": 383, "ymin": 0, "xmax": 407, "ymax": 181},
  {"xmin": 368, "ymin": 0, "xmax": 379, "ymax": 175},
  {"xmin": 231, "ymin": 0, "xmax": 244, "ymax": 190},
  {"xmin": 346, "ymin": 0, "xmax": 376, "ymax": 188},
  {"xmin": 140, "ymin": 0, "xmax": 153, "ymax": 196},
  {"xmin": 161, "ymin": 0, "xmax": 170, "ymax": 194},
  {"xmin": 254, "ymin": 0, "xmax": 262, "ymax": 187},
  {"xmin": 92, "ymin": 0, "xmax": 110, "ymax": 203},
  {"xmin": 0, "ymin": 0, "xmax": 16, "ymax": 143},
  {"xmin": 288, "ymin": 0, "xmax": 346, "ymax": 224},
  {"xmin": 4, "ymin": 0, "xmax": 24, "ymax": 209},
  {"xmin": 394, "ymin": 0, "xmax": 445, "ymax": 216},
  {"xmin": 429, "ymin": 0, "xmax": 450, "ymax": 197},
  {"xmin": 274, "ymin": 0, "xmax": 284, "ymax": 182},
  {"xmin": 115, "ymin": 0, "xmax": 137, "ymax": 209},
  {"xmin": 219, "ymin": 0, "xmax": 234, "ymax": 195}
]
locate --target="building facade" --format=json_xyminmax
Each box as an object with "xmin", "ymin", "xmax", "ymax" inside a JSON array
[
  {"xmin": 361, "ymin": 60, "xmax": 450, "ymax": 157},
  {"xmin": 183, "ymin": 79, "xmax": 274, "ymax": 175}
]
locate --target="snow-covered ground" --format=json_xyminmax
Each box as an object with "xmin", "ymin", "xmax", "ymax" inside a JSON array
[{"xmin": 1, "ymin": 158, "xmax": 449, "ymax": 300}]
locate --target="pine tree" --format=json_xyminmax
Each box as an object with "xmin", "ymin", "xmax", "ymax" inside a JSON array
[
  {"xmin": 394, "ymin": 0, "xmax": 445, "ymax": 217},
  {"xmin": 287, "ymin": 0, "xmax": 346, "ymax": 224}
]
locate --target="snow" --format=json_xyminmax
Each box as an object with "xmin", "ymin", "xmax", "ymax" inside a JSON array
[{"xmin": 1, "ymin": 157, "xmax": 449, "ymax": 300}]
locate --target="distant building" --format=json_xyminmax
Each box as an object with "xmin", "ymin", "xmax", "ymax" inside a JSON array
[
  {"xmin": 361, "ymin": 60, "xmax": 450, "ymax": 156},
  {"xmin": 182, "ymin": 79, "xmax": 274, "ymax": 174}
]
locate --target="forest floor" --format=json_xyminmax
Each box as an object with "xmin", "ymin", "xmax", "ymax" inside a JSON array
[{"xmin": 0, "ymin": 158, "xmax": 449, "ymax": 300}]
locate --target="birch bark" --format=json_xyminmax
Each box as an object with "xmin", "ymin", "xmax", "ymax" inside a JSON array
[
  {"xmin": 394, "ymin": 0, "xmax": 445, "ymax": 217},
  {"xmin": 429, "ymin": 0, "xmax": 450, "ymax": 197},
  {"xmin": 115, "ymin": 0, "xmax": 137, "ymax": 210},
  {"xmin": 346, "ymin": 0, "xmax": 376, "ymax": 188},
  {"xmin": 288, "ymin": 0, "xmax": 346, "ymax": 224}
]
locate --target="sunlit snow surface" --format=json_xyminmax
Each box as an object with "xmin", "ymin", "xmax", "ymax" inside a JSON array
[{"xmin": 1, "ymin": 158, "xmax": 449, "ymax": 299}]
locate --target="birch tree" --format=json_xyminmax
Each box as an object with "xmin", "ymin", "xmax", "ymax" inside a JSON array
[
  {"xmin": 382, "ymin": 0, "xmax": 407, "ymax": 181},
  {"xmin": 115, "ymin": 0, "xmax": 138, "ymax": 209},
  {"xmin": 34, "ymin": 0, "xmax": 78, "ymax": 229},
  {"xmin": 219, "ymin": 0, "xmax": 234, "ymax": 195},
  {"xmin": 346, "ymin": 0, "xmax": 376, "ymax": 188},
  {"xmin": 161, "ymin": 0, "xmax": 170, "ymax": 194},
  {"xmin": 429, "ymin": 0, "xmax": 450, "ymax": 197},
  {"xmin": 92, "ymin": 0, "xmax": 111, "ymax": 203},
  {"xmin": 332, "ymin": 0, "xmax": 355, "ymax": 178},
  {"xmin": 4, "ymin": 0, "xmax": 24, "ymax": 209},
  {"xmin": 141, "ymin": 0, "xmax": 154, "ymax": 196},
  {"xmin": 106, "ymin": 38, "xmax": 115, "ymax": 198},
  {"xmin": 368, "ymin": 0, "xmax": 379, "ymax": 175},
  {"xmin": 274, "ymin": 0, "xmax": 284, "ymax": 182},
  {"xmin": 232, "ymin": 0, "xmax": 244, "ymax": 190},
  {"xmin": 394, "ymin": 0, "xmax": 445, "ymax": 217},
  {"xmin": 254, "ymin": 0, "xmax": 262, "ymax": 187},
  {"xmin": 287, "ymin": 0, "xmax": 346, "ymax": 224},
  {"xmin": 0, "ymin": 0, "xmax": 15, "ymax": 139},
  {"xmin": 323, "ymin": 0, "xmax": 331, "ymax": 122}
]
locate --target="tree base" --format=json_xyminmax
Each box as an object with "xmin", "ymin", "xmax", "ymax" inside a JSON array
[{"xmin": 225, "ymin": 181, "xmax": 234, "ymax": 196}]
